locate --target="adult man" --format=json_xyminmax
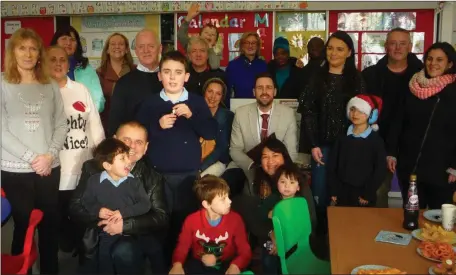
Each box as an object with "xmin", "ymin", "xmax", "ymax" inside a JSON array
[
  {"xmin": 184, "ymin": 36, "xmax": 226, "ymax": 95},
  {"xmin": 362, "ymin": 27, "xmax": 423, "ymax": 208},
  {"xmin": 70, "ymin": 121, "xmax": 168, "ymax": 274},
  {"xmin": 222, "ymin": 72, "xmax": 298, "ymax": 196},
  {"xmin": 108, "ymin": 29, "xmax": 163, "ymax": 136}
]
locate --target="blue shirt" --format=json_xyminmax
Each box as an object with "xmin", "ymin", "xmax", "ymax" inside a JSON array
[
  {"xmin": 100, "ymin": 171, "xmax": 134, "ymax": 187},
  {"xmin": 347, "ymin": 125, "xmax": 372, "ymax": 139},
  {"xmin": 275, "ymin": 65, "xmax": 291, "ymax": 91},
  {"xmin": 207, "ymin": 216, "xmax": 222, "ymax": 227},
  {"xmin": 159, "ymin": 88, "xmax": 189, "ymax": 103}
]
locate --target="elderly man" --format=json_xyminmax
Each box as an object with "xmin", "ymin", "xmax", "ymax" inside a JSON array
[
  {"xmin": 222, "ymin": 72, "xmax": 298, "ymax": 197},
  {"xmin": 184, "ymin": 36, "xmax": 226, "ymax": 95},
  {"xmin": 362, "ymin": 27, "xmax": 422, "ymax": 208},
  {"xmin": 70, "ymin": 121, "xmax": 168, "ymax": 274},
  {"xmin": 108, "ymin": 29, "xmax": 164, "ymax": 136}
]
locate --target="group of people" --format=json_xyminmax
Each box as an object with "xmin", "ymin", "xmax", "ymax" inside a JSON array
[{"xmin": 2, "ymin": 3, "xmax": 456, "ymax": 274}]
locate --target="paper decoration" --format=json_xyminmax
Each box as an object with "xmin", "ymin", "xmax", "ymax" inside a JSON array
[
  {"xmin": 4, "ymin": 21, "xmax": 21, "ymax": 34},
  {"xmin": 2, "ymin": 1, "xmax": 307, "ymax": 17}
]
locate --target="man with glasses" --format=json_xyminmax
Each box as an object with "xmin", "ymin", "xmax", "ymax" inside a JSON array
[
  {"xmin": 108, "ymin": 29, "xmax": 164, "ymax": 136},
  {"xmin": 221, "ymin": 72, "xmax": 298, "ymax": 197},
  {"xmin": 362, "ymin": 27, "xmax": 423, "ymax": 208}
]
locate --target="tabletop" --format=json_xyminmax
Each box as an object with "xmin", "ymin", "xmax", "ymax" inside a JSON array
[{"xmin": 328, "ymin": 207, "xmax": 433, "ymax": 274}]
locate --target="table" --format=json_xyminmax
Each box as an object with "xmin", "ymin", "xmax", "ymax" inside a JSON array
[
  {"xmin": 1, "ymin": 196, "xmax": 11, "ymax": 224},
  {"xmin": 328, "ymin": 207, "xmax": 431, "ymax": 274}
]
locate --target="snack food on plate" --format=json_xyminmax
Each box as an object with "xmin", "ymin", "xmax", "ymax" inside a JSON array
[
  {"xmin": 432, "ymin": 258, "xmax": 456, "ymax": 275},
  {"xmin": 357, "ymin": 268, "xmax": 407, "ymax": 274},
  {"xmin": 420, "ymin": 223, "xmax": 456, "ymax": 243},
  {"xmin": 419, "ymin": 241, "xmax": 455, "ymax": 261}
]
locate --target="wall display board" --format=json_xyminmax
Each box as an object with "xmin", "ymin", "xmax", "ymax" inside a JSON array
[
  {"xmin": 275, "ymin": 12, "xmax": 327, "ymax": 65},
  {"xmin": 1, "ymin": 17, "xmax": 54, "ymax": 71},
  {"xmin": 176, "ymin": 12, "xmax": 273, "ymax": 67},
  {"xmin": 72, "ymin": 15, "xmax": 160, "ymax": 69}
]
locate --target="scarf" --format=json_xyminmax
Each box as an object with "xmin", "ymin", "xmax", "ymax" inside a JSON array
[{"xmin": 409, "ymin": 69, "xmax": 456, "ymax": 99}]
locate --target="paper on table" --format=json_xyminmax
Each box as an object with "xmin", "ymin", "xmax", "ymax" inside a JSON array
[{"xmin": 375, "ymin": 230, "xmax": 412, "ymax": 246}]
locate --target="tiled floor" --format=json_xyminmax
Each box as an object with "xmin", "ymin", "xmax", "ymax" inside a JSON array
[{"xmin": 1, "ymin": 197, "xmax": 404, "ymax": 274}]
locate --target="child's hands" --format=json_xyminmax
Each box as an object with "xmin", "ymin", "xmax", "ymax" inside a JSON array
[
  {"xmin": 159, "ymin": 114, "xmax": 177, "ymax": 129},
  {"xmin": 359, "ymin": 197, "xmax": 369, "ymax": 206},
  {"xmin": 269, "ymin": 231, "xmax": 278, "ymax": 255},
  {"xmin": 185, "ymin": 3, "xmax": 200, "ymax": 22},
  {"xmin": 331, "ymin": 196, "xmax": 337, "ymax": 204},
  {"xmin": 173, "ymin": 104, "xmax": 192, "ymax": 119},
  {"xmin": 268, "ymin": 210, "xmax": 273, "ymax": 219},
  {"xmin": 201, "ymin": 254, "xmax": 217, "ymax": 267},
  {"xmin": 99, "ymin": 207, "xmax": 114, "ymax": 219},
  {"xmin": 108, "ymin": 210, "xmax": 123, "ymax": 223},
  {"xmin": 169, "ymin": 263, "xmax": 185, "ymax": 275},
  {"xmin": 225, "ymin": 264, "xmax": 241, "ymax": 275}
]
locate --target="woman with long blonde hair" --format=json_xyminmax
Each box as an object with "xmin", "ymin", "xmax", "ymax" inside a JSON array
[
  {"xmin": 97, "ymin": 32, "xmax": 136, "ymax": 134},
  {"xmin": 1, "ymin": 28, "xmax": 68, "ymax": 274}
]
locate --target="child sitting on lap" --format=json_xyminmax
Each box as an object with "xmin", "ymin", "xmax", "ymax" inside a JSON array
[{"xmin": 81, "ymin": 137, "xmax": 151, "ymax": 274}]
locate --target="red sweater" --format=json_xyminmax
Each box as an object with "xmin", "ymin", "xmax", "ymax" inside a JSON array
[{"xmin": 172, "ymin": 209, "xmax": 252, "ymax": 269}]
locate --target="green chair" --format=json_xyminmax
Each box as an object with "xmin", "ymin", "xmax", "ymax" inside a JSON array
[
  {"xmin": 272, "ymin": 197, "xmax": 331, "ymax": 274},
  {"xmin": 240, "ymin": 271, "xmax": 254, "ymax": 274}
]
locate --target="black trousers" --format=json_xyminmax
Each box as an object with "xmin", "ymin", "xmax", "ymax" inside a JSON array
[
  {"xmin": 59, "ymin": 189, "xmax": 78, "ymax": 252},
  {"xmin": 399, "ymin": 178, "xmax": 455, "ymax": 209},
  {"xmin": 184, "ymin": 258, "xmax": 229, "ymax": 274},
  {"xmin": 2, "ymin": 167, "xmax": 61, "ymax": 274},
  {"xmin": 336, "ymin": 184, "xmax": 376, "ymax": 207},
  {"xmin": 221, "ymin": 168, "xmax": 246, "ymax": 198}
]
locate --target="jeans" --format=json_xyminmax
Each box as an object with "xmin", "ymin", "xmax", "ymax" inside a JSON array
[
  {"xmin": 2, "ymin": 168, "xmax": 60, "ymax": 274},
  {"xmin": 261, "ymin": 247, "xmax": 281, "ymax": 274},
  {"xmin": 98, "ymin": 233, "xmax": 121, "ymax": 274},
  {"xmin": 310, "ymin": 146, "xmax": 331, "ymax": 235},
  {"xmin": 184, "ymin": 258, "xmax": 229, "ymax": 274}
]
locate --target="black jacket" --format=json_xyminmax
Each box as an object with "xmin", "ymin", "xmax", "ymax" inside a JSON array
[
  {"xmin": 267, "ymin": 57, "xmax": 303, "ymax": 99},
  {"xmin": 387, "ymin": 81, "xmax": 456, "ymax": 186},
  {"xmin": 185, "ymin": 65, "xmax": 226, "ymax": 96},
  {"xmin": 362, "ymin": 53, "xmax": 423, "ymax": 140},
  {"xmin": 69, "ymin": 157, "xmax": 168, "ymax": 261}
]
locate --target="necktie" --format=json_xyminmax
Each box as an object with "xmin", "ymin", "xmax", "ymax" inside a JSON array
[{"xmin": 261, "ymin": 114, "xmax": 270, "ymax": 141}]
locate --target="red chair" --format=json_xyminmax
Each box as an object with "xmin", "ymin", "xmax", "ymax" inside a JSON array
[{"xmin": 1, "ymin": 209, "xmax": 43, "ymax": 274}]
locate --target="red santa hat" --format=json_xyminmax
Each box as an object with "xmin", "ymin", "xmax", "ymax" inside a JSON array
[{"xmin": 346, "ymin": 94, "xmax": 383, "ymax": 131}]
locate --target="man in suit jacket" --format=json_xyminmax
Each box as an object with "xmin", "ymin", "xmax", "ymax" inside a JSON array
[{"xmin": 222, "ymin": 72, "xmax": 298, "ymax": 197}]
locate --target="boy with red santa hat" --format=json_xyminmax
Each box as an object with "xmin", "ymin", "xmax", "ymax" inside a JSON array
[{"xmin": 328, "ymin": 94, "xmax": 387, "ymax": 207}]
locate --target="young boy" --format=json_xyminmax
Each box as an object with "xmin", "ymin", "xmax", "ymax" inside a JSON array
[
  {"xmin": 135, "ymin": 50, "xmax": 217, "ymax": 257},
  {"xmin": 329, "ymin": 94, "xmax": 387, "ymax": 207},
  {"xmin": 178, "ymin": 3, "xmax": 221, "ymax": 69},
  {"xmin": 169, "ymin": 175, "xmax": 251, "ymax": 274},
  {"xmin": 81, "ymin": 137, "xmax": 151, "ymax": 273}
]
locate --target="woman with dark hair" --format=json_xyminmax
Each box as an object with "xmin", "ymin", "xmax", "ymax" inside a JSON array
[
  {"xmin": 200, "ymin": 78, "xmax": 234, "ymax": 177},
  {"xmin": 51, "ymin": 26, "xmax": 105, "ymax": 112},
  {"xmin": 297, "ymin": 31, "xmax": 365, "ymax": 227},
  {"xmin": 387, "ymin": 42, "xmax": 456, "ymax": 209}
]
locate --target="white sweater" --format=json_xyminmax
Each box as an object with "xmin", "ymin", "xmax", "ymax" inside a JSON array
[{"xmin": 59, "ymin": 78, "xmax": 105, "ymax": 190}]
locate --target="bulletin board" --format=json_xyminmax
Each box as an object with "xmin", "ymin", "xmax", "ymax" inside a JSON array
[
  {"xmin": 176, "ymin": 12, "xmax": 273, "ymax": 67},
  {"xmin": 1, "ymin": 17, "xmax": 55, "ymax": 71},
  {"xmin": 71, "ymin": 14, "xmax": 160, "ymax": 69}
]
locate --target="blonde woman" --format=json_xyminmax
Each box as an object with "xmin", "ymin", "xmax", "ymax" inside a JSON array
[
  {"xmin": 1, "ymin": 28, "xmax": 67, "ymax": 274},
  {"xmin": 47, "ymin": 45, "xmax": 105, "ymax": 252},
  {"xmin": 225, "ymin": 31, "xmax": 267, "ymax": 107},
  {"xmin": 97, "ymin": 33, "xmax": 136, "ymax": 134}
]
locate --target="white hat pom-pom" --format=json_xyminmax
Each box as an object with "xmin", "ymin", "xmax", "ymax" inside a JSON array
[{"xmin": 371, "ymin": 124, "xmax": 379, "ymax": 131}]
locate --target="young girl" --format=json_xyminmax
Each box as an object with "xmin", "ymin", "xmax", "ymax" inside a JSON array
[{"xmin": 259, "ymin": 163, "xmax": 305, "ymax": 274}]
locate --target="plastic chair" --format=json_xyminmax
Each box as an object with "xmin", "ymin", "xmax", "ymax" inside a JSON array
[
  {"xmin": 272, "ymin": 197, "xmax": 330, "ymax": 274},
  {"xmin": 1, "ymin": 209, "xmax": 43, "ymax": 274}
]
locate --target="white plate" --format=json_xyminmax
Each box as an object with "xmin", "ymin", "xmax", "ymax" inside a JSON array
[
  {"xmin": 417, "ymin": 246, "xmax": 456, "ymax": 262},
  {"xmin": 412, "ymin": 229, "xmax": 456, "ymax": 244},
  {"xmin": 424, "ymin": 209, "xmax": 442, "ymax": 223},
  {"xmin": 429, "ymin": 266, "xmax": 435, "ymax": 275},
  {"xmin": 351, "ymin": 265, "xmax": 391, "ymax": 275}
]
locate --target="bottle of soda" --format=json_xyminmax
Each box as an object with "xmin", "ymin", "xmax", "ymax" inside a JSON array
[{"xmin": 403, "ymin": 174, "xmax": 419, "ymax": 230}]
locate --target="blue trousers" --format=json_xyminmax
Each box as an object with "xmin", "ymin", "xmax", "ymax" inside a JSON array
[{"xmin": 310, "ymin": 146, "xmax": 331, "ymax": 235}]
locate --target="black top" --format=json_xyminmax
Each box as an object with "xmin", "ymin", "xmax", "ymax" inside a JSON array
[
  {"xmin": 298, "ymin": 71, "xmax": 365, "ymax": 148},
  {"xmin": 362, "ymin": 53, "xmax": 423, "ymax": 140},
  {"xmin": 185, "ymin": 65, "xmax": 226, "ymax": 96},
  {"xmin": 267, "ymin": 57, "xmax": 303, "ymax": 99},
  {"xmin": 108, "ymin": 69, "xmax": 163, "ymax": 136},
  {"xmin": 81, "ymin": 173, "xmax": 151, "ymax": 219},
  {"xmin": 387, "ymin": 82, "xmax": 456, "ymax": 185},
  {"xmin": 328, "ymin": 130, "xmax": 387, "ymax": 202}
]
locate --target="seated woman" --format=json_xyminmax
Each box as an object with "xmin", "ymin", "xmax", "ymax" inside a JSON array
[{"xmin": 200, "ymin": 78, "xmax": 234, "ymax": 177}]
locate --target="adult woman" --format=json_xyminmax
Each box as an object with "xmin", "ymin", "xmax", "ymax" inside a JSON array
[
  {"xmin": 225, "ymin": 31, "xmax": 267, "ymax": 106},
  {"xmin": 47, "ymin": 45, "xmax": 105, "ymax": 252},
  {"xmin": 51, "ymin": 26, "xmax": 105, "ymax": 113},
  {"xmin": 1, "ymin": 28, "xmax": 68, "ymax": 274},
  {"xmin": 298, "ymin": 31, "xmax": 365, "ymax": 220},
  {"xmin": 388, "ymin": 42, "xmax": 456, "ymax": 209},
  {"xmin": 200, "ymin": 78, "xmax": 234, "ymax": 177},
  {"xmin": 97, "ymin": 33, "xmax": 136, "ymax": 134}
]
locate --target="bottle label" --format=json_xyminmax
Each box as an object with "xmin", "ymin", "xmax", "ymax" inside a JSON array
[{"xmin": 406, "ymin": 194, "xmax": 419, "ymax": 211}]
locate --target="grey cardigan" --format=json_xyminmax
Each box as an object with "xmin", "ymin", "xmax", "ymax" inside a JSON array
[{"xmin": 1, "ymin": 77, "xmax": 68, "ymax": 173}]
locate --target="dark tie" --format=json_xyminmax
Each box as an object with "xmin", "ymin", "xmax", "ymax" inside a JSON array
[{"xmin": 261, "ymin": 114, "xmax": 270, "ymax": 141}]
